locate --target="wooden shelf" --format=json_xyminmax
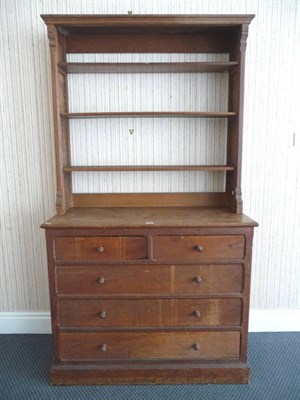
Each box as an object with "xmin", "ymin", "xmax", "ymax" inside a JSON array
[
  {"xmin": 61, "ymin": 111, "xmax": 237, "ymax": 119},
  {"xmin": 63, "ymin": 165, "xmax": 235, "ymax": 172},
  {"xmin": 59, "ymin": 62, "xmax": 239, "ymax": 74}
]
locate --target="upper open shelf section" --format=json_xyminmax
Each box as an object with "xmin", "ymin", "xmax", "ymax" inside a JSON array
[{"xmin": 41, "ymin": 14, "xmax": 254, "ymax": 214}]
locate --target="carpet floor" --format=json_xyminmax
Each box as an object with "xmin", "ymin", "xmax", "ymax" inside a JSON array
[{"xmin": 0, "ymin": 333, "xmax": 299, "ymax": 400}]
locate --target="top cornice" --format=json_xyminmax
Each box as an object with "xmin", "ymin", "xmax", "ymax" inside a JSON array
[{"xmin": 41, "ymin": 14, "xmax": 255, "ymax": 28}]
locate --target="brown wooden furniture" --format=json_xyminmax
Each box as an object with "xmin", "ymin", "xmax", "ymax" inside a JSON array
[{"xmin": 41, "ymin": 14, "xmax": 257, "ymax": 385}]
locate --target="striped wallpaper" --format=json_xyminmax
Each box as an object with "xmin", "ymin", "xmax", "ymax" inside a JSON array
[{"xmin": 0, "ymin": 0, "xmax": 299, "ymax": 311}]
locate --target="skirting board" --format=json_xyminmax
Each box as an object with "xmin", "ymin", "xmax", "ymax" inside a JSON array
[
  {"xmin": 0, "ymin": 310, "xmax": 300, "ymax": 334},
  {"xmin": 0, "ymin": 312, "xmax": 51, "ymax": 334}
]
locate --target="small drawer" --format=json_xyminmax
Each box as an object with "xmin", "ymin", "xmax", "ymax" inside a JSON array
[
  {"xmin": 58, "ymin": 298, "xmax": 242, "ymax": 328},
  {"xmin": 60, "ymin": 331, "xmax": 240, "ymax": 361},
  {"xmin": 153, "ymin": 235, "xmax": 245, "ymax": 261},
  {"xmin": 55, "ymin": 236, "xmax": 147, "ymax": 261},
  {"xmin": 56, "ymin": 264, "xmax": 243, "ymax": 295}
]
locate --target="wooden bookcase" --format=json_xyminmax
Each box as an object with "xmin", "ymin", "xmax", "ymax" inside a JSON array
[{"xmin": 41, "ymin": 14, "xmax": 257, "ymax": 385}]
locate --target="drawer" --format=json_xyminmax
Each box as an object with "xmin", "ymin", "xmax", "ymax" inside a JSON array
[
  {"xmin": 58, "ymin": 298, "xmax": 241, "ymax": 328},
  {"xmin": 60, "ymin": 331, "xmax": 240, "ymax": 361},
  {"xmin": 55, "ymin": 236, "xmax": 147, "ymax": 261},
  {"xmin": 57, "ymin": 264, "xmax": 243, "ymax": 295},
  {"xmin": 153, "ymin": 235, "xmax": 245, "ymax": 261}
]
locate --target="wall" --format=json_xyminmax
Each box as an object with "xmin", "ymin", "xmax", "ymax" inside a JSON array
[{"xmin": 0, "ymin": 1, "xmax": 299, "ymax": 323}]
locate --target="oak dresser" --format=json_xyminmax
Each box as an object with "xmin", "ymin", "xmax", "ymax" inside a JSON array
[{"xmin": 41, "ymin": 14, "xmax": 257, "ymax": 385}]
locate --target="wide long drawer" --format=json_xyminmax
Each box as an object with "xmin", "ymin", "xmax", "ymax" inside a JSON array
[
  {"xmin": 153, "ymin": 235, "xmax": 245, "ymax": 261},
  {"xmin": 60, "ymin": 331, "xmax": 240, "ymax": 361},
  {"xmin": 57, "ymin": 264, "xmax": 243, "ymax": 295},
  {"xmin": 55, "ymin": 236, "xmax": 147, "ymax": 261},
  {"xmin": 58, "ymin": 298, "xmax": 242, "ymax": 328}
]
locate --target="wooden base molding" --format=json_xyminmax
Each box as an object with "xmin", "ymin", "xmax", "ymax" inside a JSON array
[{"xmin": 51, "ymin": 362, "xmax": 250, "ymax": 385}]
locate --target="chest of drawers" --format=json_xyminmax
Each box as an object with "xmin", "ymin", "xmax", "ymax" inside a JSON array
[{"xmin": 42, "ymin": 207, "xmax": 256, "ymax": 385}]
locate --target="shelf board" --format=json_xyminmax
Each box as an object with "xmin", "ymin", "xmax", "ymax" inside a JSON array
[
  {"xmin": 61, "ymin": 111, "xmax": 236, "ymax": 119},
  {"xmin": 63, "ymin": 165, "xmax": 234, "ymax": 172},
  {"xmin": 59, "ymin": 61, "xmax": 239, "ymax": 74}
]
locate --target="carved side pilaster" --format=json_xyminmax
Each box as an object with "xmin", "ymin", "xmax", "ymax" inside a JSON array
[
  {"xmin": 47, "ymin": 25, "xmax": 57, "ymax": 48},
  {"xmin": 56, "ymin": 192, "xmax": 63, "ymax": 208},
  {"xmin": 240, "ymin": 24, "xmax": 249, "ymax": 51},
  {"xmin": 235, "ymin": 188, "xmax": 243, "ymax": 207}
]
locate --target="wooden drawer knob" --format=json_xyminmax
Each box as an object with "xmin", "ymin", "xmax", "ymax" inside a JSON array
[
  {"xmin": 193, "ymin": 310, "xmax": 201, "ymax": 318},
  {"xmin": 98, "ymin": 311, "xmax": 106, "ymax": 319},
  {"xmin": 96, "ymin": 246, "xmax": 105, "ymax": 253},
  {"xmin": 194, "ymin": 276, "xmax": 202, "ymax": 284},
  {"xmin": 99, "ymin": 344, "xmax": 107, "ymax": 352},
  {"xmin": 192, "ymin": 343, "xmax": 200, "ymax": 351},
  {"xmin": 195, "ymin": 244, "xmax": 204, "ymax": 252},
  {"xmin": 98, "ymin": 277, "xmax": 105, "ymax": 285}
]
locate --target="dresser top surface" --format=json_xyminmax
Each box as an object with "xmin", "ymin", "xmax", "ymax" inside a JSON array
[{"xmin": 41, "ymin": 207, "xmax": 258, "ymax": 229}]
